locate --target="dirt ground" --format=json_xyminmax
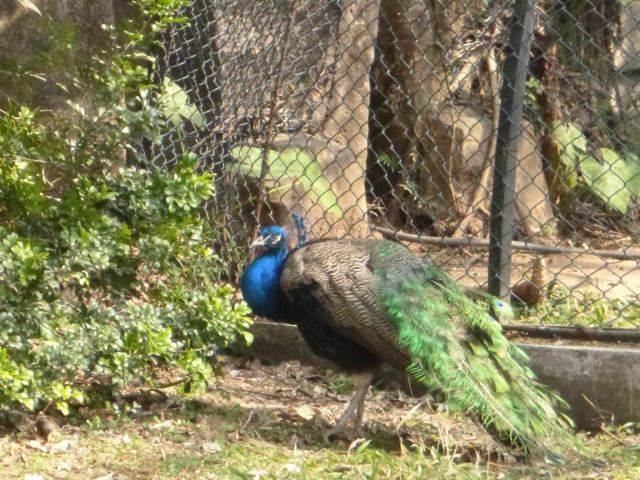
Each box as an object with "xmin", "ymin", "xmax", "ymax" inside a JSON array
[
  {"xmin": 2, "ymin": 358, "xmax": 639, "ymax": 479},
  {"xmin": 208, "ymin": 357, "xmax": 504, "ymax": 457},
  {"xmin": 430, "ymin": 249, "xmax": 640, "ymax": 300}
]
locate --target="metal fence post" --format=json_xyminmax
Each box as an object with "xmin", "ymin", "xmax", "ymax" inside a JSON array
[{"xmin": 488, "ymin": 0, "xmax": 537, "ymax": 299}]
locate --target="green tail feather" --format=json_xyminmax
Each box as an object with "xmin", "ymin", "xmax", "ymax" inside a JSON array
[
  {"xmin": 371, "ymin": 245, "xmax": 574, "ymax": 457},
  {"xmin": 463, "ymin": 286, "xmax": 515, "ymax": 323}
]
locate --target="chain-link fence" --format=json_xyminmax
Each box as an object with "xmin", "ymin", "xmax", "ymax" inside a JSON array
[{"xmin": 152, "ymin": 0, "xmax": 640, "ymax": 330}]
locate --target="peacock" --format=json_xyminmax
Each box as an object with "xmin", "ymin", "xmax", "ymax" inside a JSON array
[{"xmin": 240, "ymin": 225, "xmax": 574, "ymax": 457}]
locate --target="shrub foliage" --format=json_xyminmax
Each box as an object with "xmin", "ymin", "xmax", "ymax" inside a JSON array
[{"xmin": 0, "ymin": 0, "xmax": 251, "ymax": 415}]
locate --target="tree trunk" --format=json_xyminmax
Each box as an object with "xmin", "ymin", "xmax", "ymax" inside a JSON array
[{"xmin": 319, "ymin": 0, "xmax": 380, "ymax": 238}]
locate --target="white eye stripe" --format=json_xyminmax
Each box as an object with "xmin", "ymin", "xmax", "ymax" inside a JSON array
[{"xmin": 268, "ymin": 234, "xmax": 282, "ymax": 243}]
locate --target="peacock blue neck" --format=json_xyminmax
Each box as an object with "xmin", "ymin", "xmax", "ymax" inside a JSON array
[{"xmin": 241, "ymin": 245, "xmax": 288, "ymax": 319}]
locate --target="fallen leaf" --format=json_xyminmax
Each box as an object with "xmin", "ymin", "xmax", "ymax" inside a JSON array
[
  {"xmin": 312, "ymin": 385, "xmax": 327, "ymax": 397},
  {"xmin": 50, "ymin": 439, "xmax": 71, "ymax": 451},
  {"xmin": 26, "ymin": 440, "xmax": 48, "ymax": 452},
  {"xmin": 149, "ymin": 420, "xmax": 175, "ymax": 430},
  {"xmin": 200, "ymin": 441, "xmax": 222, "ymax": 454},
  {"xmin": 292, "ymin": 405, "xmax": 315, "ymax": 421},
  {"xmin": 93, "ymin": 474, "xmax": 114, "ymax": 480}
]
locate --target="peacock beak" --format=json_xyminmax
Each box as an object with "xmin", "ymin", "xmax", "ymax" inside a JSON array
[{"xmin": 250, "ymin": 235, "xmax": 268, "ymax": 248}]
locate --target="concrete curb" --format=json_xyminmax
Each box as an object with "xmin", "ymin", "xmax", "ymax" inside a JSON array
[{"xmin": 234, "ymin": 322, "xmax": 640, "ymax": 430}]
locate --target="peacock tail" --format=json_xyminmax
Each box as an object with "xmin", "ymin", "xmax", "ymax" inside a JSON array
[{"xmin": 368, "ymin": 241, "xmax": 573, "ymax": 456}]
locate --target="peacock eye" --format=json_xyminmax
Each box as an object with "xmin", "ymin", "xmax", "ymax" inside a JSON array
[{"xmin": 268, "ymin": 233, "xmax": 281, "ymax": 245}]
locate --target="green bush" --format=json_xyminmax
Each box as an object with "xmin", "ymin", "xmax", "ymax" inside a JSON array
[{"xmin": 0, "ymin": 0, "xmax": 251, "ymax": 415}]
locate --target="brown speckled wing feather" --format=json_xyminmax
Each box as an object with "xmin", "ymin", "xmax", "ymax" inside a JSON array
[{"xmin": 280, "ymin": 240, "xmax": 410, "ymax": 369}]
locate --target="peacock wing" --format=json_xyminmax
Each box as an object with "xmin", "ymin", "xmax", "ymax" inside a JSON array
[{"xmin": 280, "ymin": 239, "xmax": 411, "ymax": 370}]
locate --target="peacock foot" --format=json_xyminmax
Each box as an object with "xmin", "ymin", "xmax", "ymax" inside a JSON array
[{"xmin": 323, "ymin": 370, "xmax": 375, "ymax": 443}]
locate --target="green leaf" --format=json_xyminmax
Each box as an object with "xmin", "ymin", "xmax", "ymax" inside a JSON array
[
  {"xmin": 56, "ymin": 401, "xmax": 70, "ymax": 416},
  {"xmin": 378, "ymin": 152, "xmax": 401, "ymax": 172},
  {"xmin": 623, "ymin": 152, "xmax": 640, "ymax": 198},
  {"xmin": 229, "ymin": 146, "xmax": 343, "ymax": 215},
  {"xmin": 243, "ymin": 330, "xmax": 254, "ymax": 345},
  {"xmin": 158, "ymin": 78, "xmax": 205, "ymax": 129},
  {"xmin": 551, "ymin": 122, "xmax": 587, "ymax": 177},
  {"xmin": 579, "ymin": 149, "xmax": 630, "ymax": 214},
  {"xmin": 551, "ymin": 122, "xmax": 640, "ymax": 213},
  {"xmin": 355, "ymin": 439, "xmax": 372, "ymax": 453}
]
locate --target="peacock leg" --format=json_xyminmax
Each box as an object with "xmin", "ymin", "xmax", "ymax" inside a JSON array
[{"xmin": 325, "ymin": 370, "xmax": 375, "ymax": 441}]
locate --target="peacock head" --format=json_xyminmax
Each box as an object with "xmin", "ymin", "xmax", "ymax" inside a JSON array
[{"xmin": 251, "ymin": 225, "xmax": 288, "ymax": 252}]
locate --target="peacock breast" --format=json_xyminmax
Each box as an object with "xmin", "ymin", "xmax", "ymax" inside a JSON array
[{"xmin": 240, "ymin": 253, "xmax": 286, "ymax": 319}]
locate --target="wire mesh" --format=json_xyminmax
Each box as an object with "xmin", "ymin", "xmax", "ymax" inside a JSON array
[{"xmin": 152, "ymin": 0, "xmax": 640, "ymax": 329}]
